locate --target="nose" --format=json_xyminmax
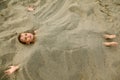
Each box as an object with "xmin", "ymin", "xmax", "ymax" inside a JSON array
[
  {"xmin": 24, "ymin": 35, "xmax": 29, "ymax": 40},
  {"xmin": 25, "ymin": 35, "xmax": 31, "ymax": 41}
]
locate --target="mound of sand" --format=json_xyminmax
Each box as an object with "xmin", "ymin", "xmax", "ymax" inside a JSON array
[{"xmin": 0, "ymin": 0, "xmax": 120, "ymax": 80}]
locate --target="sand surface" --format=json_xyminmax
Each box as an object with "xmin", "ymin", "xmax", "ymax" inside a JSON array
[{"xmin": 0, "ymin": 0, "xmax": 120, "ymax": 80}]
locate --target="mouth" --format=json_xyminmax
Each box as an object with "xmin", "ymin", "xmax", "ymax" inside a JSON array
[
  {"xmin": 29, "ymin": 35, "xmax": 31, "ymax": 38},
  {"xmin": 28, "ymin": 34, "xmax": 33, "ymax": 40}
]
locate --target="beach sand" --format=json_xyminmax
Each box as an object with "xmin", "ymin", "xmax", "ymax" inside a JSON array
[{"xmin": 0, "ymin": 0, "xmax": 120, "ymax": 80}]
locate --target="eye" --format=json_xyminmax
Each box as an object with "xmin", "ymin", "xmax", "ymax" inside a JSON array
[{"xmin": 25, "ymin": 37, "xmax": 27, "ymax": 40}]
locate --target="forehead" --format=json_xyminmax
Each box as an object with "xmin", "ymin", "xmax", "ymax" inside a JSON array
[
  {"xmin": 20, "ymin": 33, "xmax": 28, "ymax": 39},
  {"xmin": 20, "ymin": 33, "xmax": 25, "ymax": 40}
]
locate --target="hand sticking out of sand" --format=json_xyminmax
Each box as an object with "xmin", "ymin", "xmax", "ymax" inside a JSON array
[
  {"xmin": 4, "ymin": 65, "xmax": 19, "ymax": 75},
  {"xmin": 27, "ymin": 5, "xmax": 35, "ymax": 12}
]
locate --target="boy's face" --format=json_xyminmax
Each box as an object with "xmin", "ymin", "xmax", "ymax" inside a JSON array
[{"xmin": 20, "ymin": 33, "xmax": 34, "ymax": 44}]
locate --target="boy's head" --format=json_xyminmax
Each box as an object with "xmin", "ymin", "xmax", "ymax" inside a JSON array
[{"xmin": 18, "ymin": 31, "xmax": 36, "ymax": 44}]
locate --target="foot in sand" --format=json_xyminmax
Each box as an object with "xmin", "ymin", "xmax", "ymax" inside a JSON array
[
  {"xmin": 104, "ymin": 34, "xmax": 116, "ymax": 39},
  {"xmin": 4, "ymin": 65, "xmax": 19, "ymax": 75},
  {"xmin": 103, "ymin": 42, "xmax": 118, "ymax": 47}
]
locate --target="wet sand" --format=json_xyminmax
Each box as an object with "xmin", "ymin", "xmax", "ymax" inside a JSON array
[{"xmin": 0, "ymin": 0, "xmax": 120, "ymax": 80}]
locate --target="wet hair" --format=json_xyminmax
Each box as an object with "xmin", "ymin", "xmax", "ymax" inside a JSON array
[{"xmin": 18, "ymin": 30, "xmax": 36, "ymax": 45}]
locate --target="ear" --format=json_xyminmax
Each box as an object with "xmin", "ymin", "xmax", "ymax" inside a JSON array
[{"xmin": 34, "ymin": 31, "xmax": 36, "ymax": 35}]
